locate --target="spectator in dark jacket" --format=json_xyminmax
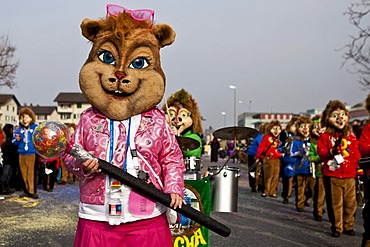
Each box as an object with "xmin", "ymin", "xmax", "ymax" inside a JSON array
[{"xmin": 0, "ymin": 124, "xmax": 19, "ymax": 194}]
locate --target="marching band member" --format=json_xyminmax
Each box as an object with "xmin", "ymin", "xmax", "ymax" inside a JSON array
[{"xmin": 318, "ymin": 100, "xmax": 360, "ymax": 238}]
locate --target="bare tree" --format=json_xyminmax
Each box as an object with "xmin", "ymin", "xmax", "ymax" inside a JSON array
[
  {"xmin": 343, "ymin": 1, "xmax": 370, "ymax": 89},
  {"xmin": 0, "ymin": 35, "xmax": 19, "ymax": 88}
]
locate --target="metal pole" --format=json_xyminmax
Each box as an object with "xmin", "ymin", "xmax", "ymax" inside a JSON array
[
  {"xmin": 234, "ymin": 89, "xmax": 236, "ymax": 126},
  {"xmin": 221, "ymin": 112, "xmax": 226, "ymax": 126},
  {"xmin": 229, "ymin": 85, "xmax": 236, "ymax": 126}
]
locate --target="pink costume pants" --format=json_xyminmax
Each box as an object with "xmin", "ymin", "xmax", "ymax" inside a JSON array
[{"xmin": 74, "ymin": 213, "xmax": 173, "ymax": 247}]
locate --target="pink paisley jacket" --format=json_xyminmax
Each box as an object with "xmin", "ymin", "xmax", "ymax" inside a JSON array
[{"xmin": 63, "ymin": 107, "xmax": 185, "ymax": 205}]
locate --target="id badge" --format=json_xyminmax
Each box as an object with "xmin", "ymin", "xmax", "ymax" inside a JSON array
[
  {"xmin": 328, "ymin": 159, "xmax": 336, "ymax": 171},
  {"xmin": 328, "ymin": 159, "xmax": 340, "ymax": 171},
  {"xmin": 334, "ymin": 154, "xmax": 344, "ymax": 165}
]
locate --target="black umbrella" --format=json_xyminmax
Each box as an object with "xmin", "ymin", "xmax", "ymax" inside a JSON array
[{"xmin": 213, "ymin": 126, "xmax": 258, "ymax": 140}]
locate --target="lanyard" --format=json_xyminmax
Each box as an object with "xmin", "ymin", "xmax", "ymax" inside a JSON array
[
  {"xmin": 124, "ymin": 118, "xmax": 131, "ymax": 171},
  {"xmin": 109, "ymin": 118, "xmax": 131, "ymax": 171},
  {"xmin": 109, "ymin": 120, "xmax": 114, "ymax": 163}
]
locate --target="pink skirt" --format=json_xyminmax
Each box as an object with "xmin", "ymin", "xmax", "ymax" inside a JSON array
[{"xmin": 74, "ymin": 214, "xmax": 173, "ymax": 247}]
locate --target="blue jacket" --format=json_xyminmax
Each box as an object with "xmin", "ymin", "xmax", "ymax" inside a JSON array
[
  {"xmin": 12, "ymin": 123, "xmax": 37, "ymax": 156},
  {"xmin": 278, "ymin": 132, "xmax": 295, "ymax": 166},
  {"xmin": 247, "ymin": 133, "xmax": 263, "ymax": 157},
  {"xmin": 291, "ymin": 138, "xmax": 310, "ymax": 175}
]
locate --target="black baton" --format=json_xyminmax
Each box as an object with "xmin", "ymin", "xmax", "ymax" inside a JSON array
[{"xmin": 97, "ymin": 158, "xmax": 231, "ymax": 237}]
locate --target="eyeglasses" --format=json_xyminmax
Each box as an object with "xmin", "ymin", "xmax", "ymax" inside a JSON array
[{"xmin": 106, "ymin": 4, "xmax": 155, "ymax": 28}]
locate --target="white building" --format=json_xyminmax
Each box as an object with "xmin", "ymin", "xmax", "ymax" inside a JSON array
[
  {"xmin": 0, "ymin": 94, "xmax": 21, "ymax": 126},
  {"xmin": 54, "ymin": 92, "xmax": 91, "ymax": 125}
]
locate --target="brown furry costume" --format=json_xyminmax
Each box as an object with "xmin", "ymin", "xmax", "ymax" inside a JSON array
[
  {"xmin": 63, "ymin": 8, "xmax": 184, "ymax": 247},
  {"xmin": 292, "ymin": 116, "xmax": 312, "ymax": 211},
  {"xmin": 308, "ymin": 114, "xmax": 326, "ymax": 221},
  {"xmin": 15, "ymin": 107, "xmax": 38, "ymax": 198},
  {"xmin": 79, "ymin": 12, "xmax": 176, "ymax": 120},
  {"xmin": 358, "ymin": 94, "xmax": 370, "ymax": 246},
  {"xmin": 19, "ymin": 107, "xmax": 36, "ymax": 123},
  {"xmin": 255, "ymin": 120, "xmax": 282, "ymax": 197},
  {"xmin": 163, "ymin": 89, "xmax": 203, "ymax": 158},
  {"xmin": 164, "ymin": 89, "xmax": 203, "ymax": 135},
  {"xmin": 321, "ymin": 100, "xmax": 351, "ymax": 137},
  {"xmin": 280, "ymin": 116, "xmax": 299, "ymax": 204},
  {"xmin": 318, "ymin": 100, "xmax": 360, "ymax": 237}
]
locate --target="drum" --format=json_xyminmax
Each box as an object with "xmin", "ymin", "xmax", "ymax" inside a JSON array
[
  {"xmin": 208, "ymin": 166, "xmax": 240, "ymax": 212},
  {"xmin": 359, "ymin": 157, "xmax": 370, "ymax": 170},
  {"xmin": 184, "ymin": 156, "xmax": 202, "ymax": 171}
]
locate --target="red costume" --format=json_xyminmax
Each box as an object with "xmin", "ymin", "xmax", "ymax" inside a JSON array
[
  {"xmin": 255, "ymin": 134, "xmax": 281, "ymax": 160},
  {"xmin": 359, "ymin": 124, "xmax": 370, "ymax": 157},
  {"xmin": 317, "ymin": 100, "xmax": 360, "ymax": 237},
  {"xmin": 318, "ymin": 131, "xmax": 360, "ymax": 178},
  {"xmin": 255, "ymin": 120, "xmax": 282, "ymax": 197}
]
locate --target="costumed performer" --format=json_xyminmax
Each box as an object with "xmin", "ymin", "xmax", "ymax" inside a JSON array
[
  {"xmin": 247, "ymin": 123, "xmax": 267, "ymax": 193},
  {"xmin": 290, "ymin": 116, "xmax": 312, "ymax": 212},
  {"xmin": 358, "ymin": 93, "xmax": 370, "ymax": 247},
  {"xmin": 278, "ymin": 116, "xmax": 298, "ymax": 204},
  {"xmin": 255, "ymin": 120, "xmax": 282, "ymax": 197},
  {"xmin": 12, "ymin": 107, "xmax": 38, "ymax": 199},
  {"xmin": 317, "ymin": 100, "xmax": 360, "ymax": 238},
  {"xmin": 163, "ymin": 89, "xmax": 203, "ymax": 159},
  {"xmin": 62, "ymin": 5, "xmax": 185, "ymax": 247}
]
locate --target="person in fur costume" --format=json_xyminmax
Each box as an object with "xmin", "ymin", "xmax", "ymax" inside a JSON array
[
  {"xmin": 308, "ymin": 115, "xmax": 326, "ymax": 221},
  {"xmin": 12, "ymin": 107, "xmax": 38, "ymax": 199},
  {"xmin": 291, "ymin": 116, "xmax": 312, "ymax": 212},
  {"xmin": 247, "ymin": 123, "xmax": 267, "ymax": 193},
  {"xmin": 357, "ymin": 93, "xmax": 370, "ymax": 247},
  {"xmin": 62, "ymin": 5, "xmax": 185, "ymax": 247},
  {"xmin": 255, "ymin": 120, "xmax": 282, "ymax": 197},
  {"xmin": 318, "ymin": 100, "xmax": 360, "ymax": 238},
  {"xmin": 279, "ymin": 116, "xmax": 298, "ymax": 204},
  {"xmin": 163, "ymin": 89, "xmax": 203, "ymax": 158}
]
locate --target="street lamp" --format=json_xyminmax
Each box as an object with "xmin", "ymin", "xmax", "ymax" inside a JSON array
[
  {"xmin": 238, "ymin": 99, "xmax": 252, "ymax": 112},
  {"xmin": 238, "ymin": 100, "xmax": 248, "ymax": 111},
  {"xmin": 229, "ymin": 85, "xmax": 236, "ymax": 126},
  {"xmin": 221, "ymin": 112, "xmax": 226, "ymax": 126}
]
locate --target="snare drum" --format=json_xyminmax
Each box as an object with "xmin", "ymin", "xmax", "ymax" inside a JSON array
[{"xmin": 184, "ymin": 156, "xmax": 202, "ymax": 171}]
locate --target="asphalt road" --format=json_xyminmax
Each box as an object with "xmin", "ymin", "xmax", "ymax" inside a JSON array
[{"xmin": 0, "ymin": 155, "xmax": 365, "ymax": 247}]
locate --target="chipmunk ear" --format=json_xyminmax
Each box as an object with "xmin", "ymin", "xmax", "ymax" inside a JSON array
[
  {"xmin": 80, "ymin": 18, "xmax": 103, "ymax": 42},
  {"xmin": 152, "ymin": 23, "xmax": 176, "ymax": 48}
]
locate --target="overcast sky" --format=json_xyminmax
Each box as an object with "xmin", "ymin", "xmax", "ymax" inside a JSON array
[{"xmin": 0, "ymin": 0, "xmax": 368, "ymax": 130}]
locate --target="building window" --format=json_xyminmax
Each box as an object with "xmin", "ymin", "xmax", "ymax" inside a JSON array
[
  {"xmin": 77, "ymin": 103, "xmax": 82, "ymax": 108},
  {"xmin": 62, "ymin": 104, "xmax": 71, "ymax": 109},
  {"xmin": 5, "ymin": 116, "xmax": 9, "ymax": 122},
  {"xmin": 61, "ymin": 113, "xmax": 71, "ymax": 119}
]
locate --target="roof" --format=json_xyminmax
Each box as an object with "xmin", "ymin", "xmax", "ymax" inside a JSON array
[
  {"xmin": 54, "ymin": 92, "xmax": 88, "ymax": 103},
  {"xmin": 0, "ymin": 94, "xmax": 21, "ymax": 107},
  {"xmin": 352, "ymin": 101, "xmax": 365, "ymax": 109},
  {"xmin": 29, "ymin": 106, "xmax": 57, "ymax": 115}
]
